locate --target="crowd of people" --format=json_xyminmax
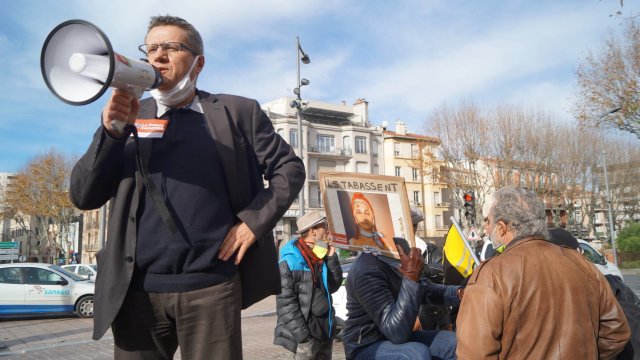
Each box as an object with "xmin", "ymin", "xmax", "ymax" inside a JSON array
[
  {"xmin": 68, "ymin": 13, "xmax": 637, "ymax": 360},
  {"xmin": 273, "ymin": 187, "xmax": 636, "ymax": 360}
]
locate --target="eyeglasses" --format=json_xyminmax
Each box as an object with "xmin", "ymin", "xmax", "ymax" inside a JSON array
[{"xmin": 138, "ymin": 42, "xmax": 194, "ymax": 56}]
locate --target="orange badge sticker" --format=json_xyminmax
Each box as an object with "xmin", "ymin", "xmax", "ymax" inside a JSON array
[{"xmin": 133, "ymin": 119, "xmax": 168, "ymax": 138}]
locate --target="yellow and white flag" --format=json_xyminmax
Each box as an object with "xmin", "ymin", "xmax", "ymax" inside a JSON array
[{"xmin": 443, "ymin": 224, "xmax": 476, "ymax": 278}]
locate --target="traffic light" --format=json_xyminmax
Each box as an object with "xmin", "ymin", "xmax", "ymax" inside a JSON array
[{"xmin": 463, "ymin": 191, "xmax": 476, "ymax": 224}]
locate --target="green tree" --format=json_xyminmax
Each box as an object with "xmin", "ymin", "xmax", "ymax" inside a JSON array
[{"xmin": 617, "ymin": 222, "xmax": 640, "ymax": 252}]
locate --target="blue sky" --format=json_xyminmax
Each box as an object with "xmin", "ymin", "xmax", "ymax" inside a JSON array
[{"xmin": 0, "ymin": 0, "xmax": 637, "ymax": 172}]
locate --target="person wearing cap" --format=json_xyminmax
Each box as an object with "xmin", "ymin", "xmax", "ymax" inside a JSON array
[
  {"xmin": 410, "ymin": 207, "xmax": 428, "ymax": 255},
  {"xmin": 409, "ymin": 207, "xmax": 452, "ymax": 332},
  {"xmin": 349, "ymin": 192, "xmax": 391, "ymax": 251},
  {"xmin": 456, "ymin": 186, "xmax": 630, "ymax": 359},
  {"xmin": 549, "ymin": 228, "xmax": 640, "ymax": 360},
  {"xmin": 274, "ymin": 210, "xmax": 344, "ymax": 359}
]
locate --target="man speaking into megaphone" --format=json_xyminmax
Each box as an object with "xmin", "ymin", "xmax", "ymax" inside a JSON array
[
  {"xmin": 68, "ymin": 15, "xmax": 305, "ymax": 359},
  {"xmin": 102, "ymin": 25, "xmax": 204, "ymax": 137}
]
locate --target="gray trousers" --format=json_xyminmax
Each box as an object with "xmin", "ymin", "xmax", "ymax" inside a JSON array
[
  {"xmin": 295, "ymin": 337, "xmax": 333, "ymax": 360},
  {"xmin": 112, "ymin": 273, "xmax": 242, "ymax": 360}
]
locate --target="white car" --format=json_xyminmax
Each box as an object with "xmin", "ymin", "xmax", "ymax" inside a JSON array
[
  {"xmin": 333, "ymin": 257, "xmax": 356, "ymax": 341},
  {"xmin": 0, "ymin": 263, "xmax": 94, "ymax": 318},
  {"xmin": 577, "ymin": 239, "xmax": 624, "ymax": 280},
  {"xmin": 62, "ymin": 264, "xmax": 97, "ymax": 280}
]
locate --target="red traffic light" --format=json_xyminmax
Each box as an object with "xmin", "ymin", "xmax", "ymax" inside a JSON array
[{"xmin": 463, "ymin": 193, "xmax": 473, "ymax": 202}]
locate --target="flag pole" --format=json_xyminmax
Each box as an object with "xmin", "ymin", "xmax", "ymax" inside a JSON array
[{"xmin": 450, "ymin": 216, "xmax": 480, "ymax": 266}]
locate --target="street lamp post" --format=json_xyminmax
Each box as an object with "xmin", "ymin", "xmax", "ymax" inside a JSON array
[
  {"xmin": 599, "ymin": 107, "xmax": 621, "ymax": 266},
  {"xmin": 291, "ymin": 36, "xmax": 310, "ymax": 216}
]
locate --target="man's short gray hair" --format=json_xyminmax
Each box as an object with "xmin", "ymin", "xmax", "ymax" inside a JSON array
[
  {"xmin": 147, "ymin": 15, "xmax": 204, "ymax": 56},
  {"xmin": 488, "ymin": 186, "xmax": 549, "ymax": 240}
]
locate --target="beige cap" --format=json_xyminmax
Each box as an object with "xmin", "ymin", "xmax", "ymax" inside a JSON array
[{"xmin": 296, "ymin": 210, "xmax": 327, "ymax": 234}]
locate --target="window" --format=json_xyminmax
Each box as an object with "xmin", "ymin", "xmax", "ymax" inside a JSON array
[
  {"xmin": 317, "ymin": 134, "xmax": 335, "ymax": 153},
  {"xmin": 413, "ymin": 191, "xmax": 420, "ymax": 204},
  {"xmin": 0, "ymin": 267, "xmax": 21, "ymax": 284},
  {"xmin": 11, "ymin": 228, "xmax": 26, "ymax": 237},
  {"xmin": 372, "ymin": 140, "xmax": 379, "ymax": 157},
  {"xmin": 394, "ymin": 142, "xmax": 400, "ymax": 156},
  {"xmin": 343, "ymin": 136, "xmax": 352, "ymax": 154},
  {"xmin": 289, "ymin": 129, "xmax": 298, "ymax": 147},
  {"xmin": 24, "ymin": 268, "xmax": 64, "ymax": 285},
  {"xmin": 77, "ymin": 266, "xmax": 93, "ymax": 277},
  {"xmin": 355, "ymin": 136, "xmax": 367, "ymax": 154},
  {"xmin": 579, "ymin": 243, "xmax": 604, "ymax": 265},
  {"xmin": 276, "ymin": 128, "xmax": 284, "ymax": 139},
  {"xmin": 412, "ymin": 168, "xmax": 418, "ymax": 181},
  {"xmin": 434, "ymin": 191, "xmax": 441, "ymax": 203},
  {"xmin": 395, "ymin": 166, "xmax": 401, "ymax": 177},
  {"xmin": 435, "ymin": 215, "xmax": 443, "ymax": 229}
]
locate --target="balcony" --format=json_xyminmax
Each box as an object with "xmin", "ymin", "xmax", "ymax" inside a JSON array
[
  {"xmin": 436, "ymin": 202, "xmax": 450, "ymax": 208},
  {"xmin": 308, "ymin": 146, "xmax": 351, "ymax": 159}
]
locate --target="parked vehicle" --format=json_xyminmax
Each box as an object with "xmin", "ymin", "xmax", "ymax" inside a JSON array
[
  {"xmin": 333, "ymin": 256, "xmax": 356, "ymax": 341},
  {"xmin": 62, "ymin": 264, "xmax": 97, "ymax": 280},
  {"xmin": 577, "ymin": 239, "xmax": 624, "ymax": 280},
  {"xmin": 0, "ymin": 263, "xmax": 94, "ymax": 318}
]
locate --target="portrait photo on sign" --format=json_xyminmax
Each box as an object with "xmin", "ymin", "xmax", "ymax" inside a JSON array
[{"xmin": 319, "ymin": 172, "xmax": 414, "ymax": 259}]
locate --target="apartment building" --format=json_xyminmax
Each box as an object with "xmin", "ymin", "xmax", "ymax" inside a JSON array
[
  {"xmin": 0, "ymin": 173, "xmax": 19, "ymax": 243},
  {"xmin": 382, "ymin": 122, "xmax": 453, "ymax": 243},
  {"xmin": 262, "ymin": 97, "xmax": 384, "ymax": 243}
]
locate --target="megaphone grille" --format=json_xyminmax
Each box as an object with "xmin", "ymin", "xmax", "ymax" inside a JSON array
[{"xmin": 41, "ymin": 20, "xmax": 115, "ymax": 105}]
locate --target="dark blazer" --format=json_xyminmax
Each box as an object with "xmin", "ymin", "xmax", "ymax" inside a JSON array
[{"xmin": 70, "ymin": 90, "xmax": 305, "ymax": 340}]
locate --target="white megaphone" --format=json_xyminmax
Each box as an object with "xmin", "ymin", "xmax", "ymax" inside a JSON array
[{"xmin": 41, "ymin": 19, "xmax": 162, "ymax": 131}]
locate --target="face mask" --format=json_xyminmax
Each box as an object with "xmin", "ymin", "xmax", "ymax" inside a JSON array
[
  {"xmin": 488, "ymin": 225, "xmax": 503, "ymax": 249},
  {"xmin": 312, "ymin": 244, "xmax": 328, "ymax": 259},
  {"xmin": 150, "ymin": 55, "xmax": 201, "ymax": 107}
]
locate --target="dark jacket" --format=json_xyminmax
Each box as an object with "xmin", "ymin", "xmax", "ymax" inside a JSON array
[
  {"xmin": 342, "ymin": 253, "xmax": 459, "ymax": 359},
  {"xmin": 606, "ymin": 274, "xmax": 640, "ymax": 360},
  {"xmin": 70, "ymin": 91, "xmax": 305, "ymax": 340},
  {"xmin": 274, "ymin": 239, "xmax": 343, "ymax": 353}
]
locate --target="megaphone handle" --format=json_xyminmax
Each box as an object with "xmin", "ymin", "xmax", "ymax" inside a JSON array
[
  {"xmin": 110, "ymin": 85, "xmax": 144, "ymax": 133},
  {"xmin": 128, "ymin": 85, "xmax": 145, "ymax": 99}
]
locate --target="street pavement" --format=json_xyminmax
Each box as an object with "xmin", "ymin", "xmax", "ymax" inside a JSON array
[
  {"xmin": 1, "ymin": 269, "xmax": 638, "ymax": 359},
  {"xmin": 0, "ymin": 295, "xmax": 347, "ymax": 359}
]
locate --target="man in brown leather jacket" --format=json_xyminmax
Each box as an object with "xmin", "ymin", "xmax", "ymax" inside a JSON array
[{"xmin": 456, "ymin": 186, "xmax": 630, "ymax": 359}]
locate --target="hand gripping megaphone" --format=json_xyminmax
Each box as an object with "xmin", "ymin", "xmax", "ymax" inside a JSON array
[{"xmin": 41, "ymin": 19, "xmax": 162, "ymax": 131}]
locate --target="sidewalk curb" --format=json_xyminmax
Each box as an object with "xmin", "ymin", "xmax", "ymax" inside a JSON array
[{"xmin": 621, "ymin": 268, "xmax": 640, "ymax": 275}]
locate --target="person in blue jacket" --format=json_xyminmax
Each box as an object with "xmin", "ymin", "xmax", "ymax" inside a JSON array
[{"xmin": 274, "ymin": 211, "xmax": 344, "ymax": 359}]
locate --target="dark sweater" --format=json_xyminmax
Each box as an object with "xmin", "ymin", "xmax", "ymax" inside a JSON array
[{"xmin": 131, "ymin": 108, "xmax": 237, "ymax": 292}]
